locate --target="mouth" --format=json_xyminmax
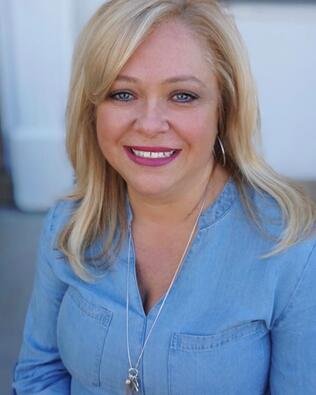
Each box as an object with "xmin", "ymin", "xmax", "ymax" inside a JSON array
[
  {"xmin": 130, "ymin": 148, "xmax": 176, "ymax": 158},
  {"xmin": 124, "ymin": 146, "xmax": 181, "ymax": 166}
]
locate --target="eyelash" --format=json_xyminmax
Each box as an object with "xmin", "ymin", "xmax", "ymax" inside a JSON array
[
  {"xmin": 109, "ymin": 91, "xmax": 134, "ymax": 102},
  {"xmin": 108, "ymin": 91, "xmax": 199, "ymax": 103},
  {"xmin": 172, "ymin": 92, "xmax": 199, "ymax": 103}
]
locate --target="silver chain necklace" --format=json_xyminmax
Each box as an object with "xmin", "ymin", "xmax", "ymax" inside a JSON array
[{"xmin": 125, "ymin": 196, "xmax": 207, "ymax": 393}]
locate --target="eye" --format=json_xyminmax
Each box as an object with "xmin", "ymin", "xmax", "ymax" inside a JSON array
[
  {"xmin": 109, "ymin": 91, "xmax": 135, "ymax": 102},
  {"xmin": 171, "ymin": 92, "xmax": 199, "ymax": 103}
]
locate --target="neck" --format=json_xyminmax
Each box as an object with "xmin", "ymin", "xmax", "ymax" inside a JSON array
[{"xmin": 127, "ymin": 163, "xmax": 229, "ymax": 228}]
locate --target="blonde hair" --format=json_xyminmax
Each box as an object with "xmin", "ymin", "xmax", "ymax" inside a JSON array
[{"xmin": 59, "ymin": 0, "xmax": 316, "ymax": 280}]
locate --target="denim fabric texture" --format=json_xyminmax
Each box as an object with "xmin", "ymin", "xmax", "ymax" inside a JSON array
[{"xmin": 12, "ymin": 180, "xmax": 316, "ymax": 394}]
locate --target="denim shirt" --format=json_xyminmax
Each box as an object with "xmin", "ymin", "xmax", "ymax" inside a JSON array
[{"xmin": 13, "ymin": 180, "xmax": 316, "ymax": 394}]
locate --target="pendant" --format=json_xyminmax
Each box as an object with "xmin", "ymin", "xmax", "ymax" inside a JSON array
[{"xmin": 125, "ymin": 368, "xmax": 139, "ymax": 393}]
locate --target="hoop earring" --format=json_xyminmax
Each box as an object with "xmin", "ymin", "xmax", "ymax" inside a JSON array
[{"xmin": 216, "ymin": 136, "xmax": 226, "ymax": 167}]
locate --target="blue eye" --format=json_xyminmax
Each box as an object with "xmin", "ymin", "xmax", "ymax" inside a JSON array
[
  {"xmin": 172, "ymin": 92, "xmax": 198, "ymax": 103},
  {"xmin": 110, "ymin": 91, "xmax": 134, "ymax": 101}
]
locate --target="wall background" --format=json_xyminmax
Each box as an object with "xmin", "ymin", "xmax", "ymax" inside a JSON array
[
  {"xmin": 0, "ymin": 1, "xmax": 315, "ymax": 210},
  {"xmin": 232, "ymin": 2, "xmax": 316, "ymax": 179}
]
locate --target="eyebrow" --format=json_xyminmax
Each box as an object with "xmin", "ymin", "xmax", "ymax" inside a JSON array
[{"xmin": 115, "ymin": 74, "xmax": 206, "ymax": 87}]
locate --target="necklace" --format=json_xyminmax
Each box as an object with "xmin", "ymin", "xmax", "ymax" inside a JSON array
[{"xmin": 125, "ymin": 195, "xmax": 207, "ymax": 393}]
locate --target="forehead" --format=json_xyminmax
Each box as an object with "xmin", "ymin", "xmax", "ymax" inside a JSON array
[{"xmin": 117, "ymin": 19, "xmax": 215, "ymax": 84}]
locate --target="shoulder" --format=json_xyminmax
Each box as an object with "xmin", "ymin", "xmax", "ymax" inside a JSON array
[
  {"xmin": 233, "ymin": 181, "xmax": 316, "ymax": 269},
  {"xmin": 41, "ymin": 198, "xmax": 79, "ymax": 248},
  {"xmin": 248, "ymin": 185, "xmax": 283, "ymax": 224},
  {"xmin": 247, "ymin": 184, "xmax": 316, "ymax": 262},
  {"xmin": 250, "ymin": 187, "xmax": 316, "ymax": 325},
  {"xmin": 270, "ymin": 235, "xmax": 316, "ymax": 329}
]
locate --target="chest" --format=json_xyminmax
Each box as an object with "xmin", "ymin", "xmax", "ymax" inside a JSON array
[
  {"xmin": 129, "ymin": 216, "xmax": 202, "ymax": 314},
  {"xmin": 57, "ymin": 244, "xmax": 272, "ymax": 394},
  {"xmin": 134, "ymin": 236, "xmax": 187, "ymax": 314}
]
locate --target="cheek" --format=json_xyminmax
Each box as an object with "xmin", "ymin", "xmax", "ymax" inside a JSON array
[
  {"xmin": 96, "ymin": 111, "xmax": 127, "ymax": 159},
  {"xmin": 96, "ymin": 109, "xmax": 114, "ymax": 142},
  {"xmin": 177, "ymin": 111, "xmax": 217, "ymax": 149},
  {"xmin": 95, "ymin": 113, "xmax": 118, "ymax": 166},
  {"xmin": 96, "ymin": 106, "xmax": 134, "ymax": 145}
]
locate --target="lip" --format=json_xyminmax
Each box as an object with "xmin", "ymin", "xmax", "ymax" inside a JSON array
[
  {"xmin": 124, "ymin": 146, "xmax": 181, "ymax": 167},
  {"xmin": 127, "ymin": 146, "xmax": 177, "ymax": 152}
]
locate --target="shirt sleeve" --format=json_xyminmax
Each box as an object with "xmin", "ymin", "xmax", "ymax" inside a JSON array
[
  {"xmin": 12, "ymin": 204, "xmax": 71, "ymax": 394},
  {"xmin": 269, "ymin": 242, "xmax": 316, "ymax": 394}
]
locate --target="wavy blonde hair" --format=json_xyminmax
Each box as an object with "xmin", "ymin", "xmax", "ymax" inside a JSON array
[{"xmin": 59, "ymin": 0, "xmax": 316, "ymax": 280}]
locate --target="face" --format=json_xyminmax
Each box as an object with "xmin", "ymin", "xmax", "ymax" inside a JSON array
[{"xmin": 96, "ymin": 19, "xmax": 220, "ymax": 201}]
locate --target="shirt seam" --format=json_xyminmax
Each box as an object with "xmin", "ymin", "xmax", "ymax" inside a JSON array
[
  {"xmin": 43, "ymin": 202, "xmax": 63, "ymax": 271},
  {"xmin": 48, "ymin": 200, "xmax": 61, "ymax": 234},
  {"xmin": 272, "ymin": 239, "xmax": 316, "ymax": 328},
  {"xmin": 199, "ymin": 197, "xmax": 237, "ymax": 231}
]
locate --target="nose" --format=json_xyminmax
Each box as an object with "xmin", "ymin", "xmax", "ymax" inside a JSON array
[{"xmin": 133, "ymin": 100, "xmax": 169, "ymax": 136}]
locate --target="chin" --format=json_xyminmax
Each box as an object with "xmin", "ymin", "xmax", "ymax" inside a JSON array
[{"xmin": 126, "ymin": 177, "xmax": 176, "ymax": 199}]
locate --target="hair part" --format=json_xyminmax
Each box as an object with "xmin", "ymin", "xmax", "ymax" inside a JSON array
[{"xmin": 59, "ymin": 0, "xmax": 316, "ymax": 280}]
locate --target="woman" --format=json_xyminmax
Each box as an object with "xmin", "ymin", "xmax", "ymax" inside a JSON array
[{"xmin": 13, "ymin": 0, "xmax": 316, "ymax": 394}]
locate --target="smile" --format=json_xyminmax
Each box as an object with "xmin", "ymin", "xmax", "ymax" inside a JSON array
[
  {"xmin": 124, "ymin": 146, "xmax": 181, "ymax": 167},
  {"xmin": 131, "ymin": 149, "xmax": 175, "ymax": 159}
]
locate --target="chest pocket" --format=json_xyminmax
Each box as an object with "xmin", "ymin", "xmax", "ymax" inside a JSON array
[
  {"xmin": 168, "ymin": 320, "xmax": 270, "ymax": 395},
  {"xmin": 57, "ymin": 286, "xmax": 113, "ymax": 387}
]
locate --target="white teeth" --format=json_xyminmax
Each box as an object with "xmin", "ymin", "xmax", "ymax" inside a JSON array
[{"xmin": 131, "ymin": 149, "xmax": 175, "ymax": 158}]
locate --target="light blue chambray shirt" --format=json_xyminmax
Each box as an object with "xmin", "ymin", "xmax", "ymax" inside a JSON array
[{"xmin": 13, "ymin": 179, "xmax": 316, "ymax": 394}]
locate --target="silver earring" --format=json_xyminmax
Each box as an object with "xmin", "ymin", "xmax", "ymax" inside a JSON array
[{"xmin": 216, "ymin": 136, "xmax": 226, "ymax": 167}]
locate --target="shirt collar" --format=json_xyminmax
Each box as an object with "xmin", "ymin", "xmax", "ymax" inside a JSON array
[
  {"xmin": 126, "ymin": 177, "xmax": 237, "ymax": 230},
  {"xmin": 199, "ymin": 177, "xmax": 237, "ymax": 230}
]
